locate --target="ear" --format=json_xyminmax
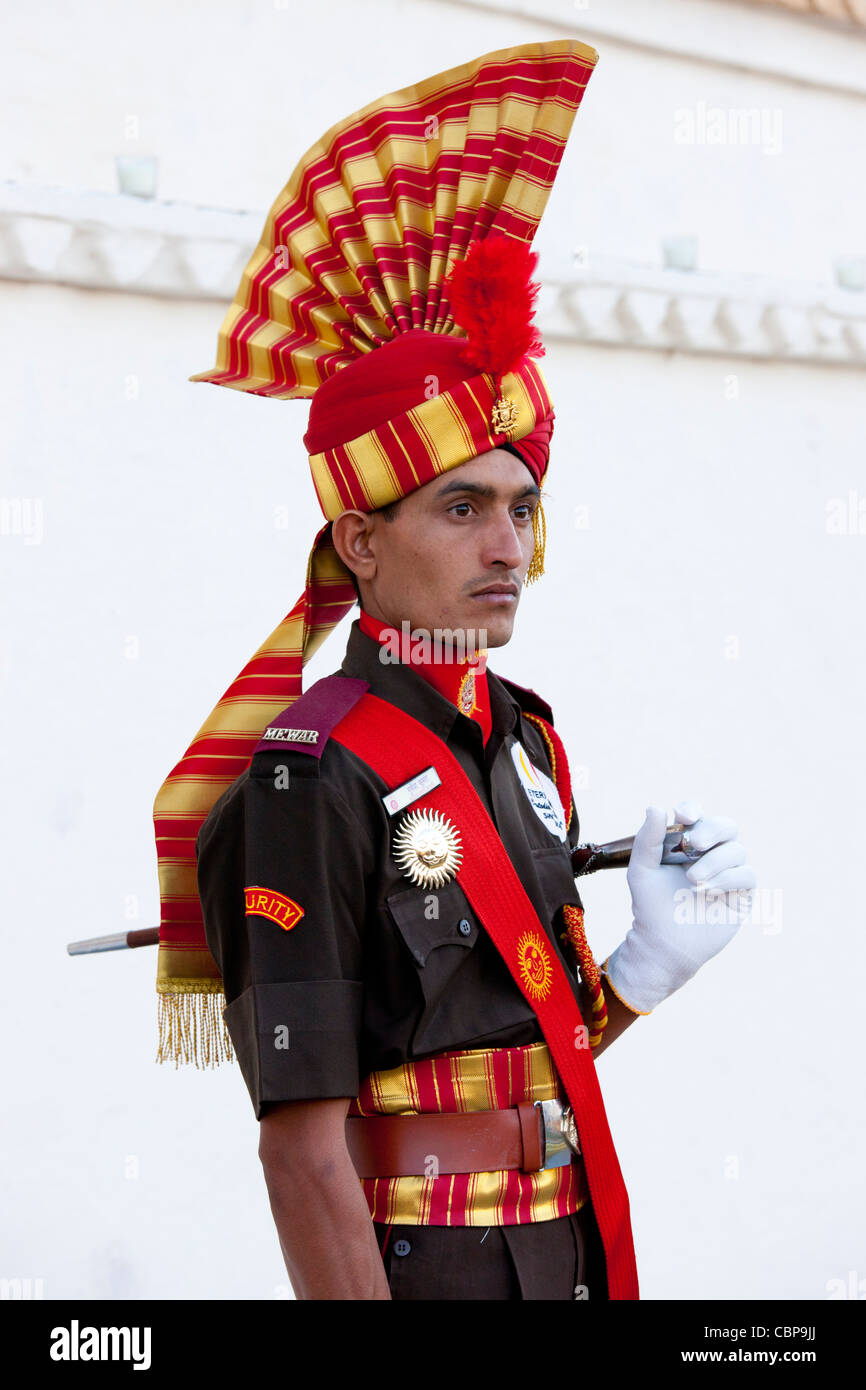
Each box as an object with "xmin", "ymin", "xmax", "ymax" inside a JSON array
[{"xmin": 331, "ymin": 510, "xmax": 378, "ymax": 584}]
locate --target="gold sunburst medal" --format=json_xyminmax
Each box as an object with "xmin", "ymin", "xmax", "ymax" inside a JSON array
[
  {"xmin": 392, "ymin": 808, "xmax": 463, "ymax": 889},
  {"xmin": 517, "ymin": 930, "xmax": 554, "ymax": 1002}
]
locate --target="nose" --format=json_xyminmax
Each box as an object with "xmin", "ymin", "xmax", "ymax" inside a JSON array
[{"xmin": 479, "ymin": 508, "xmax": 525, "ymax": 572}]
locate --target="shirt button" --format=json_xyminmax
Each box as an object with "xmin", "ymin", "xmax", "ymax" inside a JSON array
[
  {"xmin": 393, "ymin": 1239, "xmax": 411, "ymax": 1257},
  {"xmin": 458, "ymin": 918, "xmax": 472, "ymax": 937}
]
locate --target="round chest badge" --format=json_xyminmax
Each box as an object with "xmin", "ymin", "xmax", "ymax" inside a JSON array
[
  {"xmin": 517, "ymin": 930, "xmax": 554, "ymax": 1002},
  {"xmin": 392, "ymin": 808, "xmax": 463, "ymax": 889},
  {"xmin": 510, "ymin": 739, "xmax": 567, "ymax": 842}
]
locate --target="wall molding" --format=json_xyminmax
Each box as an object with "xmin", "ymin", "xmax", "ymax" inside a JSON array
[
  {"xmin": 0, "ymin": 182, "xmax": 260, "ymax": 302},
  {"xmin": 2, "ymin": 182, "xmax": 864, "ymax": 367},
  {"xmin": 540, "ymin": 255, "xmax": 866, "ymax": 366}
]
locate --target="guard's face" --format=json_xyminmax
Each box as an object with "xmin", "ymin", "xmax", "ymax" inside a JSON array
[{"xmin": 347, "ymin": 448, "xmax": 540, "ymax": 648}]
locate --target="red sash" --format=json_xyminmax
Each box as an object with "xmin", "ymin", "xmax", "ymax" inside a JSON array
[{"xmin": 331, "ymin": 693, "xmax": 639, "ymax": 1300}]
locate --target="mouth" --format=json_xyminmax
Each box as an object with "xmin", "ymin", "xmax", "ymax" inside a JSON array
[{"xmin": 469, "ymin": 583, "xmax": 519, "ymax": 599}]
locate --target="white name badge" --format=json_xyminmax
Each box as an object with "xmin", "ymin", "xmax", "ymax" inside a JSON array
[
  {"xmin": 381, "ymin": 766, "xmax": 442, "ymax": 817},
  {"xmin": 510, "ymin": 739, "xmax": 567, "ymax": 842}
]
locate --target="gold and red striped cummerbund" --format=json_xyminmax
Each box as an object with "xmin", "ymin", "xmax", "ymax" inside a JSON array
[{"xmin": 348, "ymin": 1041, "xmax": 589, "ymax": 1226}]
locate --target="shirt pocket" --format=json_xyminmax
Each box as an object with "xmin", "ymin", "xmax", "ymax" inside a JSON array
[
  {"xmin": 529, "ymin": 845, "xmax": 584, "ymax": 925},
  {"xmin": 386, "ymin": 879, "xmax": 480, "ymax": 967},
  {"xmin": 385, "ymin": 879, "xmax": 482, "ymax": 1051}
]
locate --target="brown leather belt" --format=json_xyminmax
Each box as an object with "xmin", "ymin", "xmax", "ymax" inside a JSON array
[{"xmin": 345, "ymin": 1102, "xmax": 576, "ymax": 1178}]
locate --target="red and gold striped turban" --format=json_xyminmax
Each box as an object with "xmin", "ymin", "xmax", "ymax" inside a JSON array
[{"xmin": 154, "ymin": 38, "xmax": 599, "ymax": 1065}]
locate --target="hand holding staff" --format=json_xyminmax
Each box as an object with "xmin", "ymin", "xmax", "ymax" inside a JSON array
[{"xmin": 67, "ymin": 813, "xmax": 744, "ymax": 956}]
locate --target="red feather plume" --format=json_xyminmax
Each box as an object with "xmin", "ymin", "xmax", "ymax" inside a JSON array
[{"xmin": 445, "ymin": 233, "xmax": 545, "ymax": 379}]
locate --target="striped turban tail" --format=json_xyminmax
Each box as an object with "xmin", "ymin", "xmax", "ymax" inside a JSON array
[{"xmin": 153, "ymin": 38, "xmax": 599, "ymax": 1065}]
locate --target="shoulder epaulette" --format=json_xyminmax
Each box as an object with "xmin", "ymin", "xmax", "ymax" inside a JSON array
[
  {"xmin": 495, "ymin": 673, "xmax": 555, "ymax": 724},
  {"xmin": 251, "ymin": 676, "xmax": 369, "ymax": 760}
]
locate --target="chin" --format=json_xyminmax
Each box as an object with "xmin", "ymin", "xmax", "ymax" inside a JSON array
[{"xmin": 474, "ymin": 611, "xmax": 516, "ymax": 649}]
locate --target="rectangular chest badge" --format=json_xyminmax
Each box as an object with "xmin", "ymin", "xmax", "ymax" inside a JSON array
[{"xmin": 381, "ymin": 766, "xmax": 441, "ymax": 817}]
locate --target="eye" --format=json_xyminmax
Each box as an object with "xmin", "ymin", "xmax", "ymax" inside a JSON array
[
  {"xmin": 512, "ymin": 503, "xmax": 535, "ymax": 521},
  {"xmin": 448, "ymin": 501, "xmax": 474, "ymax": 517}
]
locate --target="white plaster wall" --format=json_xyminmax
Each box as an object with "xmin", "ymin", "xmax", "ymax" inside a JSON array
[
  {"xmin": 3, "ymin": 0, "xmax": 865, "ymax": 282},
  {"xmin": 1, "ymin": 0, "xmax": 864, "ymax": 1303}
]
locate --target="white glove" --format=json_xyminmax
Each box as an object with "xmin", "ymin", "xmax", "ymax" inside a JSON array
[{"xmin": 603, "ymin": 799, "xmax": 756, "ymax": 1014}]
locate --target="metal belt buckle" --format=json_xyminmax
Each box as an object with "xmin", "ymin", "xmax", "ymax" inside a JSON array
[{"xmin": 535, "ymin": 1099, "xmax": 581, "ymax": 1170}]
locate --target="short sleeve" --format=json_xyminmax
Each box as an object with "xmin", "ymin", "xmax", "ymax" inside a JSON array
[{"xmin": 196, "ymin": 751, "xmax": 372, "ymax": 1119}]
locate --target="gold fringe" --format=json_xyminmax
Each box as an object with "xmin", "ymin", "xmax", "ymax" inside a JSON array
[
  {"xmin": 155, "ymin": 985, "xmax": 234, "ymax": 1069},
  {"xmin": 525, "ymin": 500, "xmax": 546, "ymax": 584}
]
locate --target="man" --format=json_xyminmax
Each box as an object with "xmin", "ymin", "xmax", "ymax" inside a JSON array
[{"xmin": 153, "ymin": 40, "xmax": 755, "ymax": 1301}]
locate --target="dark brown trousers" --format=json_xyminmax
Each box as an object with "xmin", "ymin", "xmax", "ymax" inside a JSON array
[{"xmin": 374, "ymin": 1199, "xmax": 608, "ymax": 1301}]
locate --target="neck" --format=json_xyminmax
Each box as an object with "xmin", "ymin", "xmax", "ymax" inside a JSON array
[{"xmin": 358, "ymin": 608, "xmax": 492, "ymax": 743}]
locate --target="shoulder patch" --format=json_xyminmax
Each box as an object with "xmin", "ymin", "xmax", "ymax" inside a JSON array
[
  {"xmin": 244, "ymin": 885, "xmax": 304, "ymax": 931},
  {"xmin": 252, "ymin": 676, "xmax": 369, "ymax": 759}
]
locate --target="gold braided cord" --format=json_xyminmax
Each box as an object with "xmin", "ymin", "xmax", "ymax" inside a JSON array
[{"xmin": 561, "ymin": 904, "xmax": 608, "ymax": 1047}]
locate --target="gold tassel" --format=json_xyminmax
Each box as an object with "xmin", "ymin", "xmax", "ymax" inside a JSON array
[
  {"xmin": 525, "ymin": 499, "xmax": 546, "ymax": 584},
  {"xmin": 156, "ymin": 987, "xmax": 234, "ymax": 1069}
]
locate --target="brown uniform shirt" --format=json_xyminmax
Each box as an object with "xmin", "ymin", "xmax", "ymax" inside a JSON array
[{"xmin": 197, "ymin": 619, "xmax": 587, "ymax": 1120}]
